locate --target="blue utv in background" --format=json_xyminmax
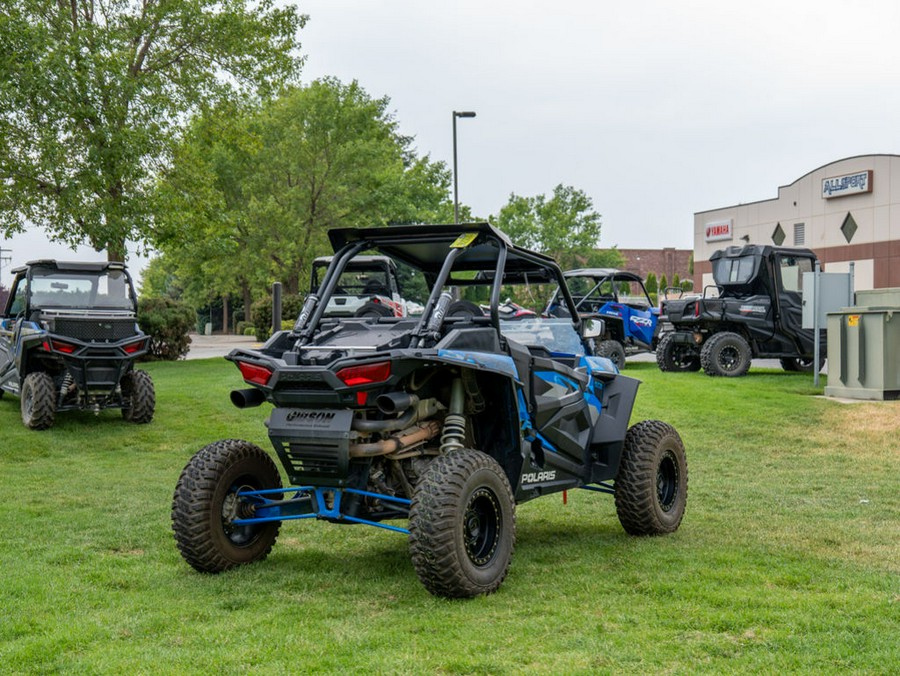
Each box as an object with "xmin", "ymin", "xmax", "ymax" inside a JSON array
[
  {"xmin": 546, "ymin": 268, "xmax": 661, "ymax": 369},
  {"xmin": 172, "ymin": 224, "xmax": 687, "ymax": 598}
]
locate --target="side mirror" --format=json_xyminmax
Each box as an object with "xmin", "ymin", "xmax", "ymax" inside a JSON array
[{"xmin": 581, "ymin": 317, "xmax": 605, "ymax": 339}]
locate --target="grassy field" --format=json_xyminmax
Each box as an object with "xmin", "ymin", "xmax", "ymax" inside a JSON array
[{"xmin": 0, "ymin": 358, "xmax": 897, "ymax": 674}]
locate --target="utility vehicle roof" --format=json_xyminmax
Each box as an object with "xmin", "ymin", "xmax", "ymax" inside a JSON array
[
  {"xmin": 709, "ymin": 244, "xmax": 817, "ymax": 261},
  {"xmin": 563, "ymin": 268, "xmax": 644, "ymax": 283},
  {"xmin": 328, "ymin": 223, "xmax": 560, "ymax": 279},
  {"xmin": 313, "ymin": 255, "xmax": 395, "ymax": 266},
  {"xmin": 11, "ymin": 260, "xmax": 128, "ymax": 275}
]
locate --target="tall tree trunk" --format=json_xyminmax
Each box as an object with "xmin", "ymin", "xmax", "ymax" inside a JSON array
[
  {"xmin": 106, "ymin": 238, "xmax": 127, "ymax": 262},
  {"xmin": 241, "ymin": 281, "xmax": 253, "ymax": 325},
  {"xmin": 222, "ymin": 295, "xmax": 230, "ymax": 335}
]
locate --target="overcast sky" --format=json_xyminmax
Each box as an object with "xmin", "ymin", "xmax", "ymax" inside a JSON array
[{"xmin": 4, "ymin": 0, "xmax": 899, "ymax": 287}]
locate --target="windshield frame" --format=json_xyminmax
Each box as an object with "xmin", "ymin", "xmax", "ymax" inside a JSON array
[{"xmin": 24, "ymin": 266, "xmax": 137, "ymax": 313}]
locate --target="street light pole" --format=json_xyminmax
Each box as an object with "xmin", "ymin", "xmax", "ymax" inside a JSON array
[{"xmin": 452, "ymin": 110, "xmax": 476, "ymax": 223}]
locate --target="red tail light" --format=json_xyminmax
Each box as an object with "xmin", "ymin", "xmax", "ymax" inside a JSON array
[
  {"xmin": 47, "ymin": 338, "xmax": 78, "ymax": 354},
  {"xmin": 237, "ymin": 361, "xmax": 274, "ymax": 386},
  {"xmin": 123, "ymin": 339, "xmax": 146, "ymax": 355},
  {"xmin": 336, "ymin": 361, "xmax": 391, "ymax": 387}
]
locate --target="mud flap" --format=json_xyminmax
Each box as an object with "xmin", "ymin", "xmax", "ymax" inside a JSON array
[{"xmin": 589, "ymin": 374, "xmax": 640, "ymax": 482}]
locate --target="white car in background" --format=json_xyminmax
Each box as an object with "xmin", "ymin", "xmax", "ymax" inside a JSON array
[{"xmin": 310, "ymin": 255, "xmax": 409, "ymax": 318}]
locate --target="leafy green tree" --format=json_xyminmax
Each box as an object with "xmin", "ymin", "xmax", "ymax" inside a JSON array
[
  {"xmin": 155, "ymin": 78, "xmax": 452, "ymax": 317},
  {"xmin": 139, "ymin": 255, "xmax": 182, "ymax": 300},
  {"xmin": 0, "ymin": 0, "xmax": 305, "ymax": 261},
  {"xmin": 645, "ymin": 272, "xmax": 658, "ymax": 294},
  {"xmin": 493, "ymin": 184, "xmax": 602, "ymax": 268},
  {"xmin": 660, "ymin": 274, "xmax": 669, "ymax": 292}
]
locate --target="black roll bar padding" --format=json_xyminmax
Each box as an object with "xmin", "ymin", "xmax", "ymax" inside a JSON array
[
  {"xmin": 489, "ymin": 243, "xmax": 508, "ymax": 332},
  {"xmin": 412, "ymin": 246, "xmax": 467, "ymax": 344}
]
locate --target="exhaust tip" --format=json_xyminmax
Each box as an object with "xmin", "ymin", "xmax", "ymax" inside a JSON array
[{"xmin": 230, "ymin": 388, "xmax": 266, "ymax": 409}]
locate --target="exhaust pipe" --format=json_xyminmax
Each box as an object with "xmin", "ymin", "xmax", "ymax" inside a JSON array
[
  {"xmin": 230, "ymin": 388, "xmax": 266, "ymax": 409},
  {"xmin": 376, "ymin": 392, "xmax": 417, "ymax": 414}
]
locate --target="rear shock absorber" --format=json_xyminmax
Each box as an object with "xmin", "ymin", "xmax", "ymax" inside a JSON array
[{"xmin": 440, "ymin": 377, "xmax": 466, "ymax": 453}]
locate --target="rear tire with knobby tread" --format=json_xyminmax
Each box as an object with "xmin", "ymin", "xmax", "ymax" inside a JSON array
[
  {"xmin": 700, "ymin": 331, "xmax": 752, "ymax": 377},
  {"xmin": 21, "ymin": 371, "xmax": 56, "ymax": 430},
  {"xmin": 596, "ymin": 339, "xmax": 626, "ymax": 370},
  {"xmin": 172, "ymin": 439, "xmax": 282, "ymax": 574},
  {"xmin": 121, "ymin": 369, "xmax": 155, "ymax": 424},
  {"xmin": 656, "ymin": 332, "xmax": 701, "ymax": 372},
  {"xmin": 615, "ymin": 420, "xmax": 688, "ymax": 536},
  {"xmin": 409, "ymin": 449, "xmax": 516, "ymax": 598}
]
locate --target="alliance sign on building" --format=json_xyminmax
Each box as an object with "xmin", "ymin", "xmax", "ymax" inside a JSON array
[{"xmin": 693, "ymin": 155, "xmax": 900, "ymax": 292}]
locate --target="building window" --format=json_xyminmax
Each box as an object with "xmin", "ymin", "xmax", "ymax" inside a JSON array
[
  {"xmin": 794, "ymin": 222, "xmax": 805, "ymax": 245},
  {"xmin": 772, "ymin": 223, "xmax": 785, "ymax": 246},
  {"xmin": 841, "ymin": 212, "xmax": 858, "ymax": 243}
]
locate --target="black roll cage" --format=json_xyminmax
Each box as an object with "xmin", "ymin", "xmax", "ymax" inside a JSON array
[{"xmin": 292, "ymin": 224, "xmax": 583, "ymax": 344}]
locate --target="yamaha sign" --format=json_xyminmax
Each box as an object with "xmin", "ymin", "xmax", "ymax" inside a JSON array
[{"xmin": 705, "ymin": 219, "xmax": 733, "ymax": 243}]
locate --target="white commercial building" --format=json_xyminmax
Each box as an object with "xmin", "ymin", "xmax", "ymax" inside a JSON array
[{"xmin": 693, "ymin": 154, "xmax": 900, "ymax": 292}]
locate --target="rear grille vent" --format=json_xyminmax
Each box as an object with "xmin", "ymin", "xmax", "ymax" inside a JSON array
[{"xmin": 53, "ymin": 318, "xmax": 137, "ymax": 342}]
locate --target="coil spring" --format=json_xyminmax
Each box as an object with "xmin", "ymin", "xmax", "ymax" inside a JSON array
[
  {"xmin": 440, "ymin": 413, "xmax": 466, "ymax": 453},
  {"xmin": 59, "ymin": 372, "xmax": 74, "ymax": 398}
]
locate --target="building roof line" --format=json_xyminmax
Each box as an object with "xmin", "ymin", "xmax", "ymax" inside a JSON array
[{"xmin": 694, "ymin": 153, "xmax": 900, "ymax": 216}]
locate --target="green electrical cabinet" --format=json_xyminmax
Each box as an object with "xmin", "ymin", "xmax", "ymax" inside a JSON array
[{"xmin": 825, "ymin": 291, "xmax": 900, "ymax": 400}]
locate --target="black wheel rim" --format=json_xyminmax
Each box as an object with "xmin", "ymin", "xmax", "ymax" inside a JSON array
[
  {"xmin": 463, "ymin": 487, "xmax": 502, "ymax": 566},
  {"xmin": 657, "ymin": 450, "xmax": 679, "ymax": 512},
  {"xmin": 717, "ymin": 345, "xmax": 740, "ymax": 371},
  {"xmin": 673, "ymin": 346, "xmax": 695, "ymax": 370},
  {"xmin": 222, "ymin": 480, "xmax": 264, "ymax": 546}
]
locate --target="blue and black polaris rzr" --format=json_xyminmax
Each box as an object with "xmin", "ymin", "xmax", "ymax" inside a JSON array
[
  {"xmin": 172, "ymin": 224, "xmax": 687, "ymax": 598},
  {"xmin": 546, "ymin": 268, "xmax": 661, "ymax": 369}
]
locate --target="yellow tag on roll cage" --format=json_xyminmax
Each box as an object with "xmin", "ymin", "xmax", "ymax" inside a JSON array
[{"xmin": 450, "ymin": 232, "xmax": 479, "ymax": 249}]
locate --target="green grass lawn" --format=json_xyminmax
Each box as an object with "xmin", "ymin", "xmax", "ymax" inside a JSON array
[{"xmin": 1, "ymin": 359, "xmax": 897, "ymax": 674}]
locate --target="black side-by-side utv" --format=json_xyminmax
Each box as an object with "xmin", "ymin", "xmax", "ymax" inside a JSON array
[{"xmin": 0, "ymin": 260, "xmax": 154, "ymax": 429}]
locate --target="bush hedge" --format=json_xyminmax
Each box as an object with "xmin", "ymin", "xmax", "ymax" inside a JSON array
[
  {"xmin": 137, "ymin": 297, "xmax": 195, "ymax": 361},
  {"xmin": 251, "ymin": 293, "xmax": 304, "ymax": 341}
]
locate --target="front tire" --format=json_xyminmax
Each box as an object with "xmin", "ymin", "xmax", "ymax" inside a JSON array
[
  {"xmin": 615, "ymin": 420, "xmax": 688, "ymax": 535},
  {"xmin": 409, "ymin": 449, "xmax": 516, "ymax": 598},
  {"xmin": 596, "ymin": 339, "xmax": 626, "ymax": 370},
  {"xmin": 21, "ymin": 372, "xmax": 56, "ymax": 430},
  {"xmin": 655, "ymin": 333, "xmax": 701, "ymax": 372},
  {"xmin": 121, "ymin": 369, "xmax": 155, "ymax": 424},
  {"xmin": 700, "ymin": 331, "xmax": 752, "ymax": 377},
  {"xmin": 172, "ymin": 439, "xmax": 282, "ymax": 573}
]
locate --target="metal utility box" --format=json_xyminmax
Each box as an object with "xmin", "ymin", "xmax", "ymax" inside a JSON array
[
  {"xmin": 855, "ymin": 288, "xmax": 900, "ymax": 308},
  {"xmin": 825, "ymin": 297, "xmax": 900, "ymax": 400}
]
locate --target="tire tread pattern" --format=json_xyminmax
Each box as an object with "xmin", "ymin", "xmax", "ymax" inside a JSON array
[
  {"xmin": 700, "ymin": 331, "xmax": 752, "ymax": 377},
  {"xmin": 596, "ymin": 339, "xmax": 626, "ymax": 370},
  {"xmin": 121, "ymin": 369, "xmax": 155, "ymax": 424},
  {"xmin": 656, "ymin": 332, "xmax": 700, "ymax": 372},
  {"xmin": 409, "ymin": 449, "xmax": 516, "ymax": 598},
  {"xmin": 172, "ymin": 439, "xmax": 282, "ymax": 573},
  {"xmin": 615, "ymin": 420, "xmax": 688, "ymax": 536},
  {"xmin": 21, "ymin": 372, "xmax": 56, "ymax": 430}
]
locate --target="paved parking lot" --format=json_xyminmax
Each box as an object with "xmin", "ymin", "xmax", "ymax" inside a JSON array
[{"xmin": 186, "ymin": 334, "xmax": 259, "ymax": 360}]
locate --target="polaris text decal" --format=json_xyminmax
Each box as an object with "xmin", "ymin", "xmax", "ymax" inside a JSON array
[{"xmin": 521, "ymin": 470, "xmax": 557, "ymax": 484}]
